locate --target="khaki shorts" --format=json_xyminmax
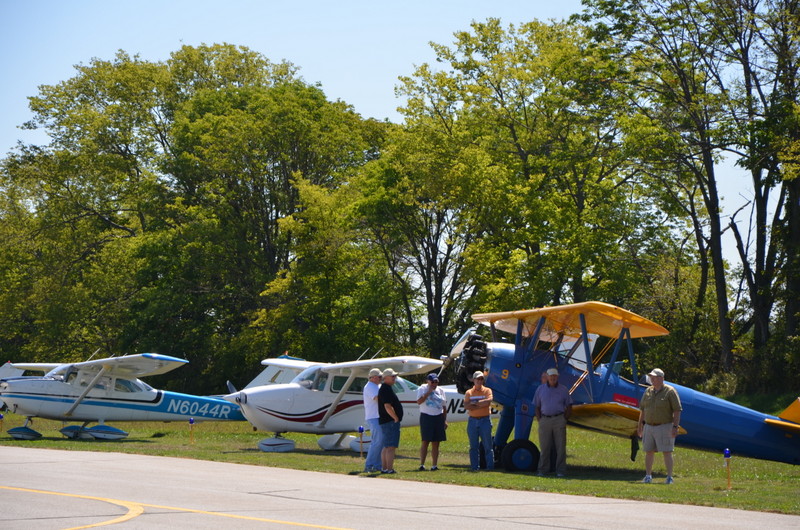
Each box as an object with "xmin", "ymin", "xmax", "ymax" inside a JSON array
[{"xmin": 642, "ymin": 423, "xmax": 675, "ymax": 452}]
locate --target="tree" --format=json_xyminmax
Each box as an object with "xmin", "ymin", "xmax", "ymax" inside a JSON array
[{"xmin": 397, "ymin": 19, "xmax": 679, "ymax": 312}]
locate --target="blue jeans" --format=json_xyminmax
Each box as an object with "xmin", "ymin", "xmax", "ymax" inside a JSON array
[
  {"xmin": 365, "ymin": 418, "xmax": 383, "ymax": 470},
  {"xmin": 467, "ymin": 416, "xmax": 493, "ymax": 470}
]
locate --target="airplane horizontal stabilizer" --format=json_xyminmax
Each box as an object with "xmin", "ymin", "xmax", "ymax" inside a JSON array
[{"xmin": 764, "ymin": 418, "xmax": 800, "ymax": 435}]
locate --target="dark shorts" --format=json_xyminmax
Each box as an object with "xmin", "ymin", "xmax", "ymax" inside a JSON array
[
  {"xmin": 381, "ymin": 421, "xmax": 401, "ymax": 447},
  {"xmin": 420, "ymin": 412, "xmax": 447, "ymax": 442}
]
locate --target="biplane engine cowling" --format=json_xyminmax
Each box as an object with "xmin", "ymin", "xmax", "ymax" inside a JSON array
[{"xmin": 455, "ymin": 334, "xmax": 488, "ymax": 394}]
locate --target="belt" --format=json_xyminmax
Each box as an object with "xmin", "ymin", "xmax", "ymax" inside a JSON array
[
  {"xmin": 542, "ymin": 412, "xmax": 563, "ymax": 418},
  {"xmin": 646, "ymin": 422, "xmax": 668, "ymax": 426}
]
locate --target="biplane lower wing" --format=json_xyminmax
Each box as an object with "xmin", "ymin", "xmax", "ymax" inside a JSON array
[{"xmin": 569, "ymin": 402, "xmax": 686, "ymax": 438}]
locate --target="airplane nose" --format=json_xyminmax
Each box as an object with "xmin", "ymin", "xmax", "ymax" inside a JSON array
[{"xmin": 237, "ymin": 392, "xmax": 247, "ymax": 405}]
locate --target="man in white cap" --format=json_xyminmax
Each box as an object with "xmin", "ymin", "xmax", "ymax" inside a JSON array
[
  {"xmin": 378, "ymin": 368, "xmax": 403, "ymax": 473},
  {"xmin": 464, "ymin": 370, "xmax": 494, "ymax": 471},
  {"xmin": 534, "ymin": 367, "xmax": 572, "ymax": 477},
  {"xmin": 362, "ymin": 368, "xmax": 383, "ymax": 472},
  {"xmin": 637, "ymin": 368, "xmax": 682, "ymax": 484}
]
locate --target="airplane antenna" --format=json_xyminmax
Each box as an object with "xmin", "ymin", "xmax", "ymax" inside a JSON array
[
  {"xmin": 370, "ymin": 347, "xmax": 385, "ymax": 359},
  {"xmin": 356, "ymin": 348, "xmax": 370, "ymax": 361},
  {"xmin": 85, "ymin": 348, "xmax": 101, "ymax": 362}
]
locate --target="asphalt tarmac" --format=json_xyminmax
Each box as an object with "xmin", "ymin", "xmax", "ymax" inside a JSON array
[{"xmin": 1, "ymin": 446, "xmax": 798, "ymax": 529}]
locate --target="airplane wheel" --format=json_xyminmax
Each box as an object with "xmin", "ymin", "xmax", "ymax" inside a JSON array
[{"xmin": 501, "ymin": 439, "xmax": 539, "ymax": 472}]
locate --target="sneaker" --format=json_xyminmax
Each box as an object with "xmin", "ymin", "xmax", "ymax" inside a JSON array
[
  {"xmin": 665, "ymin": 476, "xmax": 674, "ymax": 484},
  {"xmin": 556, "ymin": 473, "xmax": 565, "ymax": 478},
  {"xmin": 642, "ymin": 475, "xmax": 652, "ymax": 484},
  {"xmin": 385, "ymin": 469, "xmax": 396, "ymax": 474},
  {"xmin": 418, "ymin": 465, "xmax": 426, "ymax": 471},
  {"xmin": 430, "ymin": 466, "xmax": 439, "ymax": 471}
]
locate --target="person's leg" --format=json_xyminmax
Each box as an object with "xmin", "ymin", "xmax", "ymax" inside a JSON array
[
  {"xmin": 645, "ymin": 451, "xmax": 655, "ymax": 476},
  {"xmin": 380, "ymin": 423, "xmax": 392, "ymax": 471},
  {"xmin": 467, "ymin": 417, "xmax": 479, "ymax": 470},
  {"xmin": 664, "ymin": 451, "xmax": 674, "ymax": 477},
  {"xmin": 365, "ymin": 418, "xmax": 382, "ymax": 470},
  {"xmin": 430, "ymin": 441, "xmax": 440, "ymax": 467},
  {"xmin": 480, "ymin": 417, "xmax": 494, "ymax": 470},
  {"xmin": 537, "ymin": 417, "xmax": 554, "ymax": 474},
  {"xmin": 554, "ymin": 416, "xmax": 567, "ymax": 475},
  {"xmin": 419, "ymin": 440, "xmax": 429, "ymax": 467},
  {"xmin": 385, "ymin": 446, "xmax": 397, "ymax": 471}
]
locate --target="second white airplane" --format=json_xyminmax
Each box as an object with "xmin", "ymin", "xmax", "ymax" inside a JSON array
[{"xmin": 226, "ymin": 355, "xmax": 475, "ymax": 451}]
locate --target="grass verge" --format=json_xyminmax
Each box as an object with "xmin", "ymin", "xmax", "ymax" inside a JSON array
[{"xmin": 1, "ymin": 412, "xmax": 798, "ymax": 515}]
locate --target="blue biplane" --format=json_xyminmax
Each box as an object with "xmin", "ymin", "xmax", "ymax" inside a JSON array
[{"xmin": 450, "ymin": 301, "xmax": 800, "ymax": 470}]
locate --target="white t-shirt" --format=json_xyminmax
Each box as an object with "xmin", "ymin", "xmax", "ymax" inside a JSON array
[
  {"xmin": 417, "ymin": 383, "xmax": 447, "ymax": 416},
  {"xmin": 363, "ymin": 380, "xmax": 380, "ymax": 420}
]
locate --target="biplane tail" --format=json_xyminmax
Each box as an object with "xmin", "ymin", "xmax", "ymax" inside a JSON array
[
  {"xmin": 763, "ymin": 397, "xmax": 800, "ymax": 435},
  {"xmin": 778, "ymin": 397, "xmax": 800, "ymax": 423}
]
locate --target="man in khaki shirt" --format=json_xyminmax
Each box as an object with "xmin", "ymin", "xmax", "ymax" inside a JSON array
[{"xmin": 637, "ymin": 368, "xmax": 682, "ymax": 484}]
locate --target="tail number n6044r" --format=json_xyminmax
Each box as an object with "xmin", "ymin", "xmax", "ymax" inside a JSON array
[{"xmin": 166, "ymin": 399, "xmax": 232, "ymax": 418}]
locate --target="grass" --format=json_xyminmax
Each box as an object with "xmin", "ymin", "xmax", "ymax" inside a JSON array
[{"xmin": 1, "ymin": 412, "xmax": 798, "ymax": 515}]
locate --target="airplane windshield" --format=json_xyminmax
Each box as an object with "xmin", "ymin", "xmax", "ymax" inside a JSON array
[
  {"xmin": 45, "ymin": 365, "xmax": 73, "ymax": 380},
  {"xmin": 114, "ymin": 378, "xmax": 144, "ymax": 392},
  {"xmin": 293, "ymin": 367, "xmax": 328, "ymax": 390}
]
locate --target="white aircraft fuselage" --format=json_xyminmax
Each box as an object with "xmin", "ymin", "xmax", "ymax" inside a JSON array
[
  {"xmin": 231, "ymin": 365, "xmax": 474, "ymax": 435},
  {"xmin": 0, "ymin": 361, "xmax": 243, "ymax": 423}
]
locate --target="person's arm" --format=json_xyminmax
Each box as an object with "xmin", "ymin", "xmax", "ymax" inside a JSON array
[
  {"xmin": 384, "ymin": 402, "xmax": 399, "ymax": 422},
  {"xmin": 671, "ymin": 410, "xmax": 681, "ymax": 437},
  {"xmin": 479, "ymin": 388, "xmax": 493, "ymax": 408},
  {"xmin": 564, "ymin": 403, "xmax": 572, "ymax": 421},
  {"xmin": 464, "ymin": 390, "xmax": 475, "ymax": 411},
  {"xmin": 416, "ymin": 385, "xmax": 431, "ymax": 405},
  {"xmin": 637, "ymin": 409, "xmax": 645, "ymax": 438},
  {"xmin": 440, "ymin": 389, "xmax": 448, "ymax": 426}
]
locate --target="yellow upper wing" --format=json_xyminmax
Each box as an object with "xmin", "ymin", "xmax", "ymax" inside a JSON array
[{"xmin": 472, "ymin": 301, "xmax": 669, "ymax": 340}]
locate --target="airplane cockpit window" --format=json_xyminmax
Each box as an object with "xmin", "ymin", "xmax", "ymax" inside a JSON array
[
  {"xmin": 313, "ymin": 371, "xmax": 328, "ymax": 391},
  {"xmin": 397, "ymin": 378, "xmax": 418, "ymax": 392},
  {"xmin": 294, "ymin": 366, "xmax": 319, "ymax": 389},
  {"xmin": 293, "ymin": 366, "xmax": 328, "ymax": 391},
  {"xmin": 331, "ymin": 376, "xmax": 367, "ymax": 394},
  {"xmin": 47, "ymin": 365, "xmax": 72, "ymax": 381},
  {"xmin": 114, "ymin": 379, "xmax": 140, "ymax": 392}
]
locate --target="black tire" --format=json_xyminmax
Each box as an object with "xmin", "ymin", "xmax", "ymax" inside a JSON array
[{"xmin": 501, "ymin": 439, "xmax": 540, "ymax": 472}]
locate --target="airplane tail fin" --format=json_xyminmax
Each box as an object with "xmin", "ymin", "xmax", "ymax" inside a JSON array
[
  {"xmin": 0, "ymin": 361, "xmax": 26, "ymax": 379},
  {"xmin": 778, "ymin": 397, "xmax": 800, "ymax": 423}
]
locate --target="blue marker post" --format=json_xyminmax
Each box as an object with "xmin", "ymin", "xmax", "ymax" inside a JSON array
[
  {"xmin": 358, "ymin": 425, "xmax": 365, "ymax": 458},
  {"xmin": 724, "ymin": 448, "xmax": 731, "ymax": 490},
  {"xmin": 189, "ymin": 417, "xmax": 195, "ymax": 445},
  {"xmin": 0, "ymin": 413, "xmax": 3, "ymax": 432}
]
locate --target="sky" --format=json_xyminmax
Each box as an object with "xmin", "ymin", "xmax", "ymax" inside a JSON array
[
  {"xmin": 0, "ymin": 0, "xmax": 752, "ymax": 263},
  {"xmin": 0, "ymin": 0, "xmax": 584, "ymax": 153}
]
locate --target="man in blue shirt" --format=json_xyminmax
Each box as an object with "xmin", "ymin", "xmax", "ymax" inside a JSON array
[{"xmin": 534, "ymin": 367, "xmax": 572, "ymax": 477}]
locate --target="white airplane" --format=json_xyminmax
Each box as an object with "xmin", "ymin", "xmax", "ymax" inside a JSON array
[
  {"xmin": 225, "ymin": 355, "xmax": 477, "ymax": 452},
  {"xmin": 0, "ymin": 353, "xmax": 245, "ymax": 440}
]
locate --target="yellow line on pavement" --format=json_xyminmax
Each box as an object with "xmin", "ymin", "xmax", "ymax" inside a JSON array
[
  {"xmin": 0, "ymin": 485, "xmax": 352, "ymax": 529},
  {"xmin": 1, "ymin": 486, "xmax": 143, "ymax": 529}
]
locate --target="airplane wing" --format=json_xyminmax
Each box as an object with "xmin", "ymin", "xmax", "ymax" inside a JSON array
[
  {"xmin": 569, "ymin": 402, "xmax": 686, "ymax": 438},
  {"xmin": 71, "ymin": 353, "xmax": 189, "ymax": 378},
  {"xmin": 318, "ymin": 355, "xmax": 442, "ymax": 377},
  {"xmin": 7, "ymin": 362, "xmax": 62, "ymax": 374},
  {"xmin": 314, "ymin": 356, "xmax": 441, "ymax": 428},
  {"xmin": 472, "ymin": 301, "xmax": 669, "ymax": 340}
]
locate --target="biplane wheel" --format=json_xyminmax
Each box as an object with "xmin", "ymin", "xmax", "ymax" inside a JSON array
[{"xmin": 501, "ymin": 439, "xmax": 539, "ymax": 472}]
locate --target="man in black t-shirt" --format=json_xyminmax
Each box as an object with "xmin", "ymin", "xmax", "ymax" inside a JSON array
[{"xmin": 377, "ymin": 368, "xmax": 403, "ymax": 473}]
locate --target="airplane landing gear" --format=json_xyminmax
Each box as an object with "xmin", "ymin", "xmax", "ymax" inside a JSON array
[{"xmin": 501, "ymin": 439, "xmax": 540, "ymax": 472}]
